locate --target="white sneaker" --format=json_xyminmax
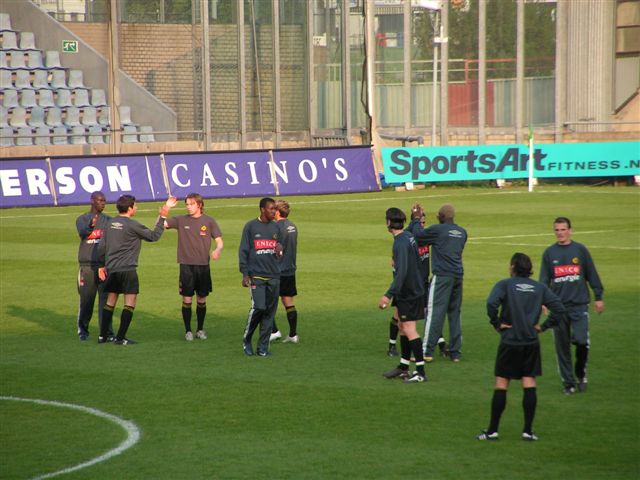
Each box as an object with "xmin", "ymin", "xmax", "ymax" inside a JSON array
[
  {"xmin": 282, "ymin": 335, "xmax": 299, "ymax": 344},
  {"xmin": 195, "ymin": 330, "xmax": 207, "ymax": 340},
  {"xmin": 185, "ymin": 331, "xmax": 194, "ymax": 341},
  {"xmin": 270, "ymin": 330, "xmax": 282, "ymax": 342}
]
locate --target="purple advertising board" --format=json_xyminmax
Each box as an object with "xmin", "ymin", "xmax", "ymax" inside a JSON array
[{"xmin": 0, "ymin": 146, "xmax": 379, "ymax": 208}]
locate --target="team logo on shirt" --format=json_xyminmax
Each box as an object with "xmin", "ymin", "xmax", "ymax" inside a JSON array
[
  {"xmin": 572, "ymin": 257, "xmax": 579, "ymax": 264},
  {"xmin": 553, "ymin": 264, "xmax": 581, "ymax": 283},
  {"xmin": 200, "ymin": 225, "xmax": 208, "ymax": 236},
  {"xmin": 111, "ymin": 222, "xmax": 123, "ymax": 230},
  {"xmin": 448, "ymin": 229, "xmax": 464, "ymax": 238},
  {"xmin": 516, "ymin": 283, "xmax": 536, "ymax": 293}
]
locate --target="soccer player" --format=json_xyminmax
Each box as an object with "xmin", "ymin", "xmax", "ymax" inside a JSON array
[
  {"xmin": 414, "ymin": 204, "xmax": 467, "ymax": 362},
  {"xmin": 239, "ymin": 197, "xmax": 282, "ymax": 357},
  {"xmin": 270, "ymin": 199, "xmax": 299, "ymax": 344},
  {"xmin": 539, "ymin": 217, "xmax": 605, "ymax": 394},
  {"xmin": 477, "ymin": 253, "xmax": 565, "ymax": 441},
  {"xmin": 76, "ymin": 191, "xmax": 112, "ymax": 341},
  {"xmin": 165, "ymin": 193, "xmax": 223, "ymax": 341},
  {"xmin": 97, "ymin": 195, "xmax": 175, "ymax": 345},
  {"xmin": 379, "ymin": 207, "xmax": 427, "ymax": 383}
]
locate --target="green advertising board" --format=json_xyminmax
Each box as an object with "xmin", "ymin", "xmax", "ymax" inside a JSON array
[{"xmin": 381, "ymin": 142, "xmax": 640, "ymax": 183}]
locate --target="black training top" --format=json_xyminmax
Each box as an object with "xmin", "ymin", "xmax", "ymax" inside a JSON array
[
  {"xmin": 385, "ymin": 230, "xmax": 425, "ymax": 301},
  {"xmin": 414, "ymin": 222, "xmax": 467, "ymax": 277},
  {"xmin": 238, "ymin": 217, "xmax": 281, "ymax": 278},
  {"xmin": 76, "ymin": 211, "xmax": 111, "ymax": 266},
  {"xmin": 100, "ymin": 215, "xmax": 165, "ymax": 273}
]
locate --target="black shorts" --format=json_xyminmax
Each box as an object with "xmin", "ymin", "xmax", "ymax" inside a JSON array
[
  {"xmin": 103, "ymin": 270, "xmax": 139, "ymax": 294},
  {"xmin": 179, "ymin": 264, "xmax": 212, "ymax": 297},
  {"xmin": 279, "ymin": 275, "xmax": 297, "ymax": 297},
  {"xmin": 395, "ymin": 296, "xmax": 425, "ymax": 322},
  {"xmin": 494, "ymin": 342, "xmax": 542, "ymax": 379}
]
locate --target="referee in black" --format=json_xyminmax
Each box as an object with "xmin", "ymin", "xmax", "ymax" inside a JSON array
[{"xmin": 477, "ymin": 253, "xmax": 565, "ymax": 441}]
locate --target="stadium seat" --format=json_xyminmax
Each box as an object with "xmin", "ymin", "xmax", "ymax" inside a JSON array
[
  {"xmin": 87, "ymin": 125, "xmax": 105, "ymax": 144},
  {"xmin": 122, "ymin": 125, "xmax": 138, "ymax": 143},
  {"xmin": 27, "ymin": 51, "xmax": 45, "ymax": 69},
  {"xmin": 45, "ymin": 107, "xmax": 63, "ymax": 127},
  {"xmin": 69, "ymin": 125, "xmax": 87, "ymax": 144},
  {"xmin": 0, "ymin": 51, "xmax": 9, "ymax": 69},
  {"xmin": 2, "ymin": 89, "xmax": 19, "ymax": 109},
  {"xmin": 9, "ymin": 51, "xmax": 26, "ymax": 69},
  {"xmin": 91, "ymin": 89, "xmax": 107, "ymax": 107},
  {"xmin": 0, "ymin": 126, "xmax": 14, "ymax": 146},
  {"xmin": 68, "ymin": 70, "xmax": 84, "ymax": 89},
  {"xmin": 50, "ymin": 70, "xmax": 68, "ymax": 90},
  {"xmin": 73, "ymin": 88, "xmax": 90, "ymax": 107},
  {"xmin": 15, "ymin": 126, "xmax": 33, "ymax": 146},
  {"xmin": 0, "ymin": 70, "xmax": 12, "ymax": 89},
  {"xmin": 44, "ymin": 50, "xmax": 64, "ymax": 70},
  {"xmin": 32, "ymin": 70, "xmax": 49, "ymax": 89},
  {"xmin": 34, "ymin": 126, "xmax": 51, "ymax": 145},
  {"xmin": 119, "ymin": 105, "xmax": 136, "ymax": 126},
  {"xmin": 0, "ymin": 106, "xmax": 8, "ymax": 126},
  {"xmin": 28, "ymin": 106, "xmax": 46, "ymax": 127},
  {"xmin": 37, "ymin": 89, "xmax": 55, "ymax": 108},
  {"xmin": 14, "ymin": 69, "xmax": 33, "ymax": 90},
  {"xmin": 81, "ymin": 106, "xmax": 99, "ymax": 126},
  {"xmin": 139, "ymin": 125, "xmax": 155, "ymax": 143},
  {"xmin": 52, "ymin": 125, "xmax": 68, "ymax": 145},
  {"xmin": 0, "ymin": 13, "xmax": 12, "ymax": 32},
  {"xmin": 2, "ymin": 31, "xmax": 18, "ymax": 50},
  {"xmin": 55, "ymin": 89, "xmax": 73, "ymax": 108},
  {"xmin": 64, "ymin": 106, "xmax": 82, "ymax": 127},
  {"xmin": 9, "ymin": 107, "xmax": 28, "ymax": 127},
  {"xmin": 98, "ymin": 106, "xmax": 110, "ymax": 126},
  {"xmin": 19, "ymin": 90, "xmax": 38, "ymax": 109},
  {"xmin": 19, "ymin": 32, "xmax": 37, "ymax": 50}
]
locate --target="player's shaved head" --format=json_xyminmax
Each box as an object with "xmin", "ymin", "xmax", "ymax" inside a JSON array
[{"xmin": 438, "ymin": 204, "xmax": 455, "ymax": 223}]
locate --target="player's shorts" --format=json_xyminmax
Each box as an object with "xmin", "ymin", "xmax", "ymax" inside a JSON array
[
  {"xmin": 103, "ymin": 270, "xmax": 139, "ymax": 294},
  {"xmin": 494, "ymin": 342, "xmax": 542, "ymax": 379},
  {"xmin": 395, "ymin": 296, "xmax": 425, "ymax": 322},
  {"xmin": 179, "ymin": 264, "xmax": 212, "ymax": 298},
  {"xmin": 279, "ymin": 274, "xmax": 297, "ymax": 297}
]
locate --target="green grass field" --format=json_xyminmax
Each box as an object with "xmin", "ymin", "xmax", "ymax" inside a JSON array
[{"xmin": 1, "ymin": 185, "xmax": 639, "ymax": 480}]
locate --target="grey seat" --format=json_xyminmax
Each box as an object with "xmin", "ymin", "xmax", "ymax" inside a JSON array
[
  {"xmin": 139, "ymin": 125, "xmax": 155, "ymax": 143},
  {"xmin": 14, "ymin": 69, "xmax": 33, "ymax": 89},
  {"xmin": 2, "ymin": 31, "xmax": 18, "ymax": 50},
  {"xmin": 98, "ymin": 106, "xmax": 110, "ymax": 126},
  {"xmin": 9, "ymin": 51, "xmax": 25, "ymax": 69},
  {"xmin": 55, "ymin": 89, "xmax": 73, "ymax": 108},
  {"xmin": 119, "ymin": 105, "xmax": 136, "ymax": 126},
  {"xmin": 0, "ymin": 126, "xmax": 14, "ymax": 147},
  {"xmin": 27, "ymin": 51, "xmax": 45, "ymax": 69},
  {"xmin": 122, "ymin": 125, "xmax": 138, "ymax": 143},
  {"xmin": 3, "ymin": 89, "xmax": 19, "ymax": 109},
  {"xmin": 19, "ymin": 90, "xmax": 38, "ymax": 108},
  {"xmin": 52, "ymin": 126, "xmax": 68, "ymax": 145},
  {"xmin": 0, "ymin": 70, "xmax": 12, "ymax": 89},
  {"xmin": 34, "ymin": 126, "xmax": 51, "ymax": 145},
  {"xmin": 19, "ymin": 32, "xmax": 37, "ymax": 50},
  {"xmin": 32, "ymin": 70, "xmax": 49, "ymax": 89},
  {"xmin": 90, "ymin": 89, "xmax": 107, "ymax": 107},
  {"xmin": 0, "ymin": 51, "xmax": 9, "ymax": 69},
  {"xmin": 28, "ymin": 106, "xmax": 46, "ymax": 127},
  {"xmin": 45, "ymin": 51, "xmax": 64, "ymax": 70},
  {"xmin": 64, "ymin": 106, "xmax": 82, "ymax": 127},
  {"xmin": 37, "ymin": 89, "xmax": 55, "ymax": 108},
  {"xmin": 9, "ymin": 107, "xmax": 28, "ymax": 127},
  {"xmin": 81, "ymin": 106, "xmax": 98, "ymax": 126},
  {"xmin": 50, "ymin": 70, "xmax": 68, "ymax": 90},
  {"xmin": 73, "ymin": 88, "xmax": 90, "ymax": 107},
  {"xmin": 45, "ymin": 107, "xmax": 63, "ymax": 127},
  {"xmin": 16, "ymin": 126, "xmax": 33, "ymax": 146},
  {"xmin": 0, "ymin": 106, "xmax": 8, "ymax": 127},
  {"xmin": 68, "ymin": 70, "xmax": 85, "ymax": 89},
  {"xmin": 70, "ymin": 125, "xmax": 87, "ymax": 144},
  {"xmin": 87, "ymin": 125, "xmax": 105, "ymax": 144}
]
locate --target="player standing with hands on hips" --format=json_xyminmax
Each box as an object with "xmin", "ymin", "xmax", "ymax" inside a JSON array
[
  {"xmin": 379, "ymin": 207, "xmax": 427, "ymax": 383},
  {"xmin": 477, "ymin": 253, "xmax": 565, "ymax": 441},
  {"xmin": 165, "ymin": 193, "xmax": 223, "ymax": 341},
  {"xmin": 239, "ymin": 197, "xmax": 282, "ymax": 357},
  {"xmin": 539, "ymin": 217, "xmax": 604, "ymax": 395}
]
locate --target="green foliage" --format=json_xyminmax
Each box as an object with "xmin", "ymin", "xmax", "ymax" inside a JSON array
[{"xmin": 1, "ymin": 186, "xmax": 639, "ymax": 479}]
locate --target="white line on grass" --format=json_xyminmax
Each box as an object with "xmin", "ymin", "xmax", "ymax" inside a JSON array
[
  {"xmin": 0, "ymin": 396, "xmax": 140, "ymax": 480},
  {"xmin": 470, "ymin": 241, "xmax": 638, "ymax": 251}
]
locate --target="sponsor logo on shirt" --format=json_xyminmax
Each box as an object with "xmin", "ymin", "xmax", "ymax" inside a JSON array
[
  {"xmin": 111, "ymin": 222, "xmax": 123, "ymax": 230},
  {"xmin": 516, "ymin": 283, "xmax": 536, "ymax": 293},
  {"xmin": 418, "ymin": 244, "xmax": 430, "ymax": 259},
  {"xmin": 254, "ymin": 238, "xmax": 277, "ymax": 255},
  {"xmin": 448, "ymin": 229, "xmax": 464, "ymax": 238},
  {"xmin": 86, "ymin": 228, "xmax": 103, "ymax": 244},
  {"xmin": 553, "ymin": 264, "xmax": 581, "ymax": 283},
  {"xmin": 286, "ymin": 225, "xmax": 296, "ymax": 234}
]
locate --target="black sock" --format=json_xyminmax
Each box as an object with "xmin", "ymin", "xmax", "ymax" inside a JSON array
[
  {"xmin": 272, "ymin": 320, "xmax": 279, "ymax": 333},
  {"xmin": 523, "ymin": 387, "xmax": 537, "ymax": 434},
  {"xmin": 410, "ymin": 338, "xmax": 425, "ymax": 376},
  {"xmin": 488, "ymin": 389, "xmax": 507, "ymax": 434},
  {"xmin": 196, "ymin": 302, "xmax": 206, "ymax": 331},
  {"xmin": 389, "ymin": 317, "xmax": 399, "ymax": 343},
  {"xmin": 182, "ymin": 302, "xmax": 192, "ymax": 332},
  {"xmin": 398, "ymin": 335, "xmax": 410, "ymax": 370},
  {"xmin": 575, "ymin": 344, "xmax": 589, "ymax": 379},
  {"xmin": 116, "ymin": 305, "xmax": 134, "ymax": 341},
  {"xmin": 286, "ymin": 305, "xmax": 297, "ymax": 336},
  {"xmin": 101, "ymin": 304, "xmax": 115, "ymax": 338}
]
